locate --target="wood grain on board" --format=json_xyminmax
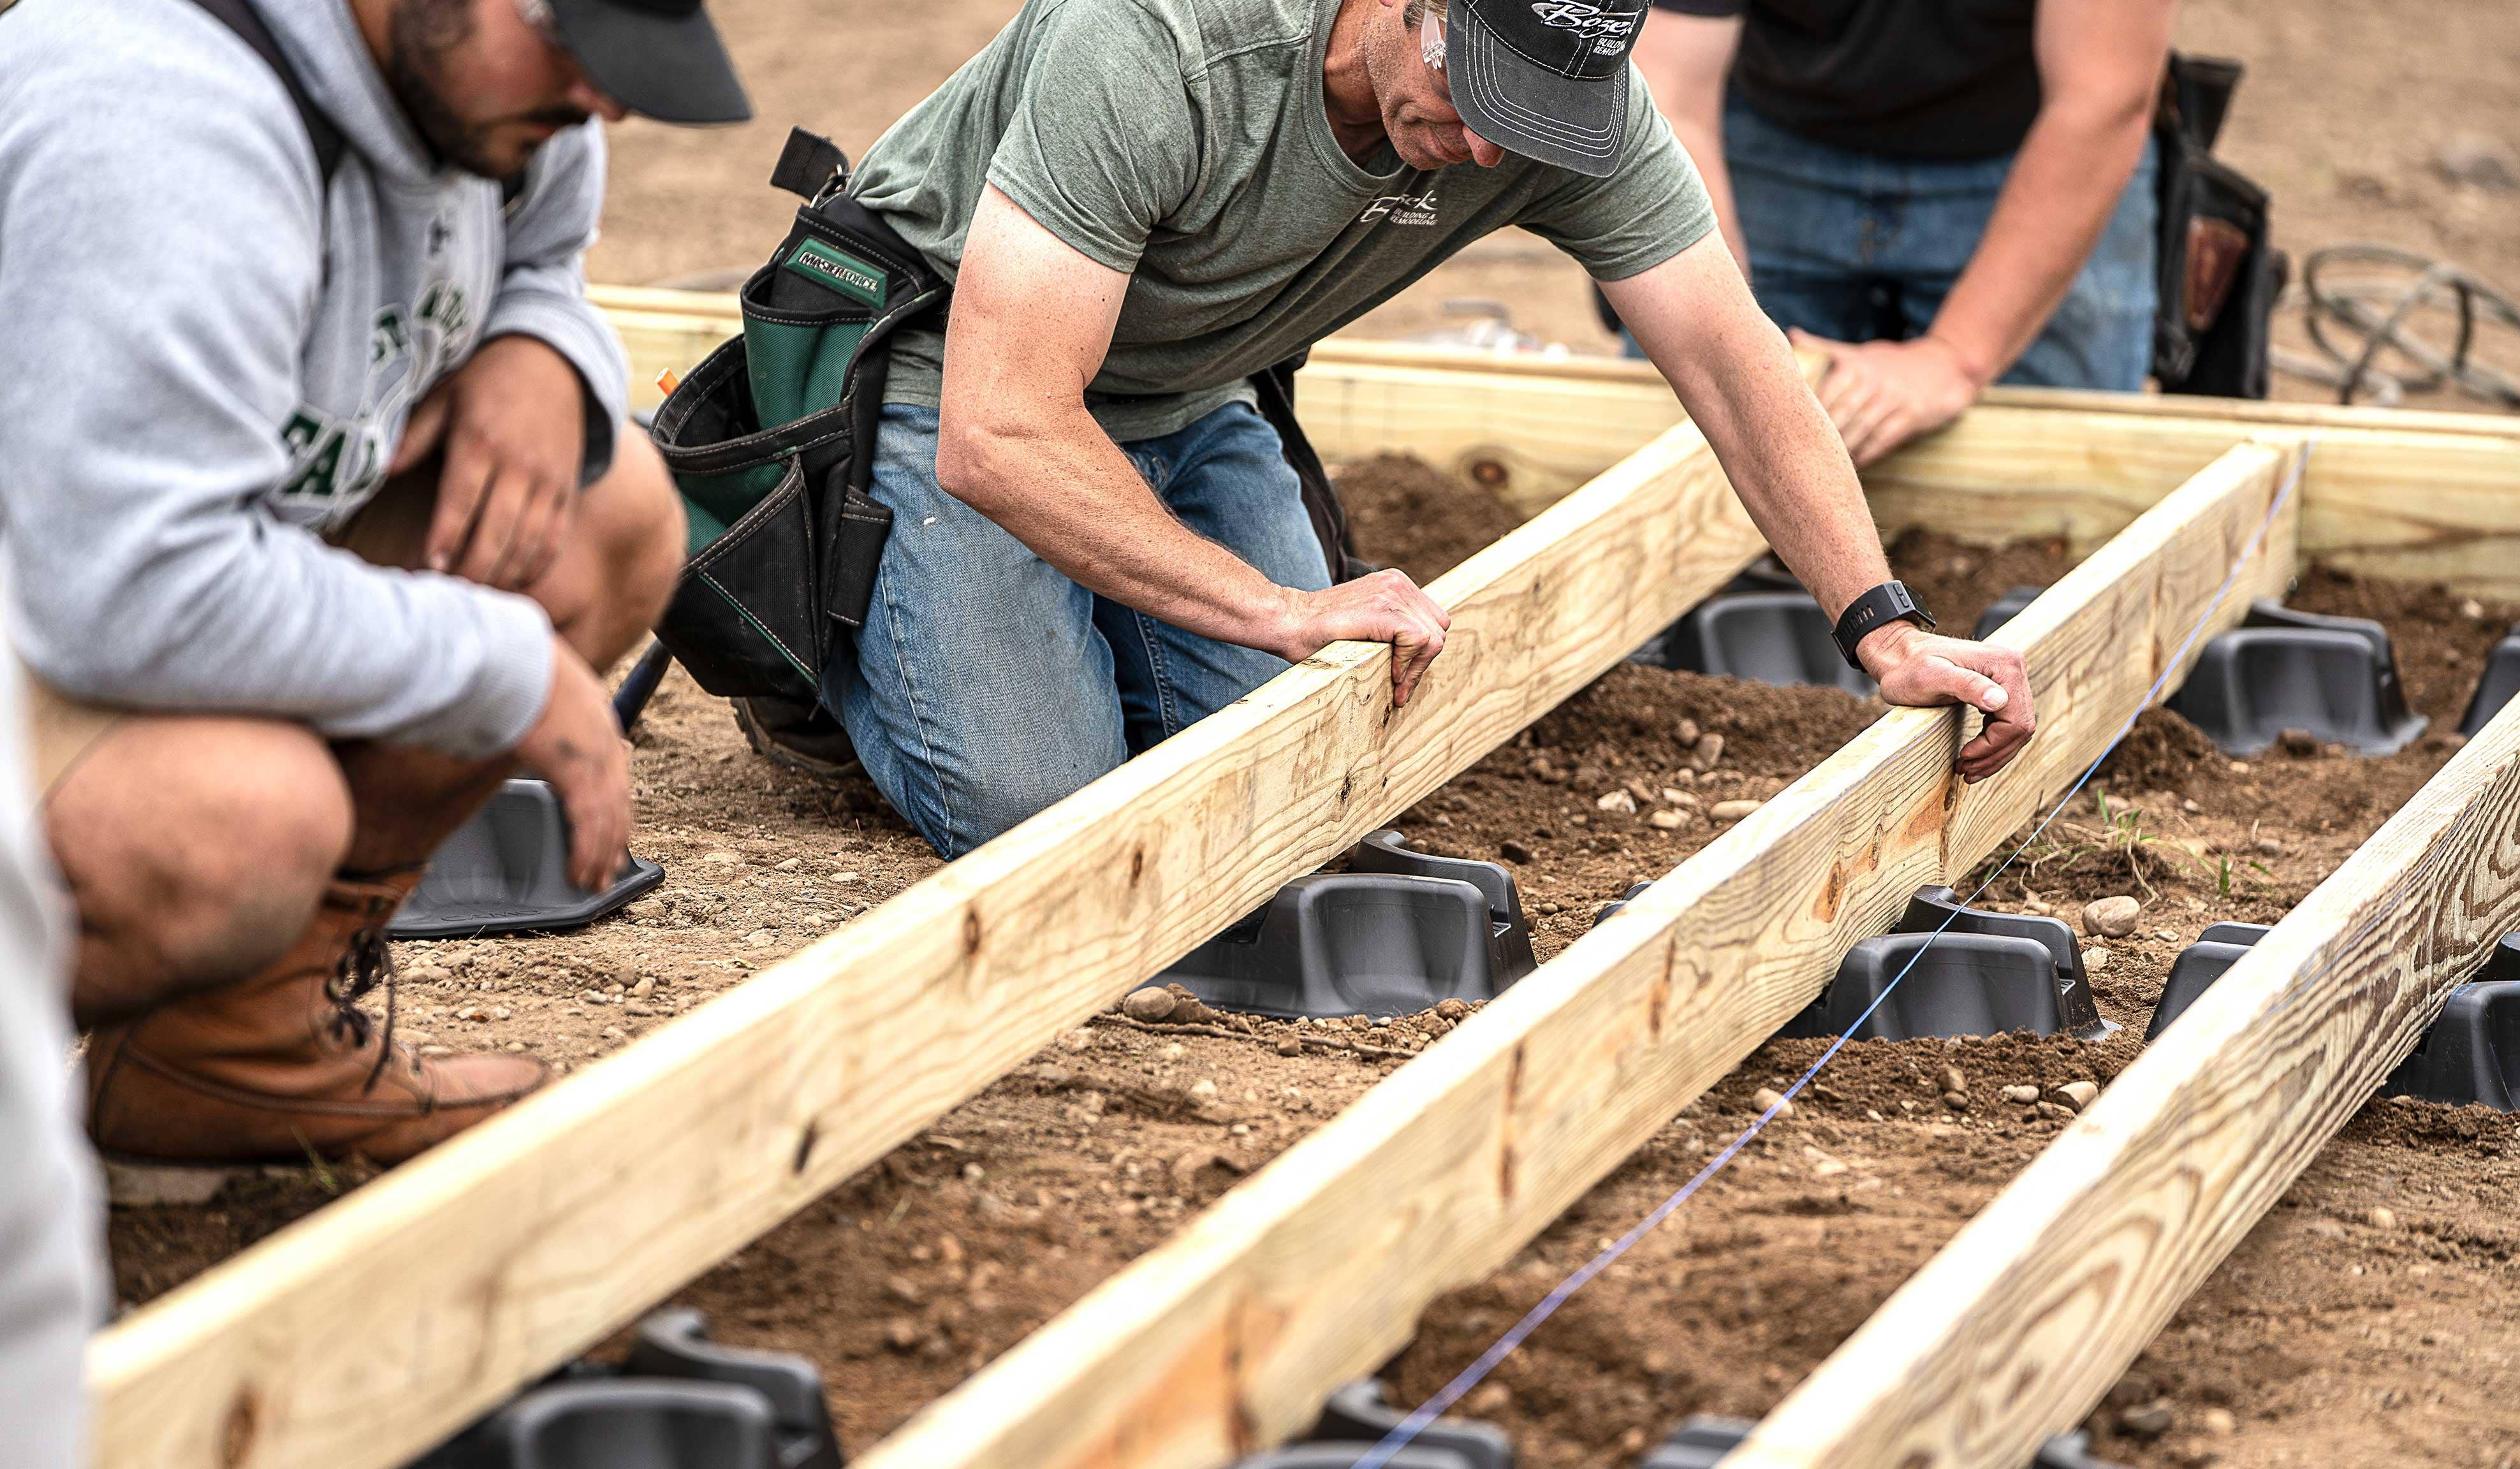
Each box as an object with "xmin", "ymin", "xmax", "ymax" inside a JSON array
[
  {"xmin": 87, "ymin": 421, "xmax": 1771, "ymax": 1469},
  {"xmin": 849, "ymin": 442, "xmax": 2301, "ymax": 1469},
  {"xmin": 1734, "ymin": 695, "xmax": 2520, "ymax": 1469}
]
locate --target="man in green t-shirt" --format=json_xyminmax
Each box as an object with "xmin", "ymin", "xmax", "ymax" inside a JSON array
[{"xmin": 779, "ymin": 0, "xmax": 2035, "ymax": 858}]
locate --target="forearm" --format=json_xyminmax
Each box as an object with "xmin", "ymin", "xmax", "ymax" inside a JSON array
[
  {"xmin": 938, "ymin": 405, "xmax": 1294, "ymax": 653},
  {"xmin": 1927, "ymin": 104, "xmax": 2156, "ymax": 384}
]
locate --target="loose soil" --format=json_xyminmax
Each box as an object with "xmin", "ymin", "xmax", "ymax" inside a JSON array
[
  {"xmin": 103, "ymin": 475, "xmax": 2520, "ymax": 1466},
  {"xmin": 1378, "ymin": 574, "xmax": 2520, "ymax": 1469}
]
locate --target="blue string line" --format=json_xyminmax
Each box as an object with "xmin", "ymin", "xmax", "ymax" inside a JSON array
[{"xmin": 1347, "ymin": 442, "xmax": 2311, "ymax": 1469}]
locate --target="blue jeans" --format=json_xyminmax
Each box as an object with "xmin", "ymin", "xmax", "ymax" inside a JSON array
[
  {"xmin": 822, "ymin": 400, "xmax": 1331, "ymax": 858},
  {"xmin": 1651, "ymin": 101, "xmax": 2159, "ymax": 390}
]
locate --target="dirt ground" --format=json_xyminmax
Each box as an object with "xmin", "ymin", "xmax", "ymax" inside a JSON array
[
  {"xmin": 106, "ymin": 440, "xmax": 2520, "ymax": 1467},
  {"xmin": 1379, "ymin": 571, "xmax": 2520, "ymax": 1469},
  {"xmin": 593, "ymin": 0, "xmax": 2520, "ymax": 412},
  {"xmin": 101, "ymin": 1, "xmax": 2520, "ymax": 1459}
]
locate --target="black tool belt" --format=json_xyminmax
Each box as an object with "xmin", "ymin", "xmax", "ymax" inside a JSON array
[
  {"xmin": 2151, "ymin": 54, "xmax": 2287, "ymax": 399},
  {"xmin": 648, "ymin": 129, "xmax": 948, "ymax": 703}
]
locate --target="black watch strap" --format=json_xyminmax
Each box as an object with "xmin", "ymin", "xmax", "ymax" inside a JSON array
[{"xmin": 1833, "ymin": 580, "xmax": 1935, "ymax": 669}]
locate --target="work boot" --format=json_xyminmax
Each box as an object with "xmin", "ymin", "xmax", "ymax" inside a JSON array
[
  {"xmin": 84, "ymin": 869, "xmax": 547, "ymax": 1170},
  {"xmin": 733, "ymin": 693, "xmax": 860, "ymax": 781}
]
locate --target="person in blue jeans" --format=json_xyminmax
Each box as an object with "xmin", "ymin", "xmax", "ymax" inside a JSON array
[
  {"xmin": 773, "ymin": 0, "xmax": 2048, "ymax": 860},
  {"xmin": 1631, "ymin": 0, "xmax": 2176, "ymax": 465}
]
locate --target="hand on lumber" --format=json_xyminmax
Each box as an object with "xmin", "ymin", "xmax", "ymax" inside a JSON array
[
  {"xmin": 1857, "ymin": 620, "xmax": 2035, "ymax": 781},
  {"xmin": 514, "ymin": 636, "xmax": 633, "ymax": 890},
  {"xmin": 1268, "ymin": 568, "xmax": 1452, "ymax": 706},
  {"xmin": 395, "ymin": 335, "xmax": 588, "ymax": 591},
  {"xmin": 1791, "ymin": 331, "xmax": 1988, "ymax": 468}
]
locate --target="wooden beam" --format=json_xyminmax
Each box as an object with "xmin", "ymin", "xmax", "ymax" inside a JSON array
[
  {"xmin": 1731, "ymin": 699, "xmax": 2520, "ymax": 1469},
  {"xmin": 87, "ymin": 422, "xmax": 1775, "ymax": 1469},
  {"xmin": 849, "ymin": 441, "xmax": 2303, "ymax": 1469}
]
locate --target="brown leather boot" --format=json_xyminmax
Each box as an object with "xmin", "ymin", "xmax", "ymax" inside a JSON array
[{"xmin": 85, "ymin": 869, "xmax": 547, "ymax": 1167}]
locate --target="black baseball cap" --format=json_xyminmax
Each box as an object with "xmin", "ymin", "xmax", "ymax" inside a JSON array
[
  {"xmin": 546, "ymin": 0, "xmax": 753, "ymax": 125},
  {"xmin": 1446, "ymin": 0, "xmax": 1647, "ymax": 177}
]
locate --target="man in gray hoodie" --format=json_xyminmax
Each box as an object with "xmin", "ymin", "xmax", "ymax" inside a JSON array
[{"xmin": 0, "ymin": 0, "xmax": 747, "ymax": 1173}]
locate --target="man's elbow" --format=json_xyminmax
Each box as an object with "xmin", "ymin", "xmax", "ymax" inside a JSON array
[{"xmin": 934, "ymin": 403, "xmax": 1050, "ymax": 515}]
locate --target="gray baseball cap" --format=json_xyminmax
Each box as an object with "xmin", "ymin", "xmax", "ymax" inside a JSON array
[
  {"xmin": 1447, "ymin": 0, "xmax": 1647, "ymax": 178},
  {"xmin": 546, "ymin": 0, "xmax": 752, "ymax": 125}
]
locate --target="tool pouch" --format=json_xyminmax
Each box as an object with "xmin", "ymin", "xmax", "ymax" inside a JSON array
[
  {"xmin": 2151, "ymin": 54, "xmax": 2287, "ymax": 398},
  {"xmin": 648, "ymin": 129, "xmax": 947, "ymax": 702}
]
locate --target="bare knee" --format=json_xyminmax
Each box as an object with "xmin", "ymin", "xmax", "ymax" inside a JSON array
[
  {"xmin": 54, "ymin": 720, "xmax": 353, "ymax": 1023},
  {"xmin": 544, "ymin": 432, "xmax": 683, "ymax": 672}
]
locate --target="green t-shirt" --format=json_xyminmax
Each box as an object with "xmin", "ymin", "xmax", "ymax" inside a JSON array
[{"xmin": 850, "ymin": 0, "xmax": 1715, "ymax": 443}]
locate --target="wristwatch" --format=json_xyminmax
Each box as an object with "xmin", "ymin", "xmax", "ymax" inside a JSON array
[{"xmin": 1832, "ymin": 581, "xmax": 1935, "ymax": 670}]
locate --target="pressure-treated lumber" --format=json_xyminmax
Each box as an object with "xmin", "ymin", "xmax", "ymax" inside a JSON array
[
  {"xmin": 88, "ymin": 422, "xmax": 1773, "ymax": 1469},
  {"xmin": 1732, "ymin": 697, "xmax": 2520, "ymax": 1469},
  {"xmin": 851, "ymin": 441, "xmax": 2302, "ymax": 1469},
  {"xmin": 592, "ymin": 288, "xmax": 2520, "ymax": 595}
]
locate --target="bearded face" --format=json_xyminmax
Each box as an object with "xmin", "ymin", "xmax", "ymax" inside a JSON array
[{"xmin": 383, "ymin": 0, "xmax": 601, "ymax": 184}]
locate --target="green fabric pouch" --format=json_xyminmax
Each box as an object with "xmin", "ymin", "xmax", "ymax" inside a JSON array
[{"xmin": 648, "ymin": 131, "xmax": 947, "ymax": 703}]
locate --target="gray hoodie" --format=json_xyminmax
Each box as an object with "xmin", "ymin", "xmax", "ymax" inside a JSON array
[{"xmin": 0, "ymin": 0, "xmax": 631, "ymax": 757}]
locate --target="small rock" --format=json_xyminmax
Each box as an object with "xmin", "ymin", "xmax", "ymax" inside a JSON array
[
  {"xmin": 2366, "ymin": 1206, "xmax": 2397, "ymax": 1230},
  {"xmin": 1189, "ymin": 1078, "xmax": 1220, "ymax": 1100},
  {"xmin": 506, "ymin": 1041, "xmax": 527, "ymax": 1053},
  {"xmin": 601, "ymin": 1027, "xmax": 627, "ymax": 1044},
  {"xmin": 1690, "ymin": 732, "xmax": 1726, "ymax": 771},
  {"xmin": 1710, "ymin": 799, "xmax": 1762, "ymax": 821},
  {"xmin": 1464, "ymin": 1381, "xmax": 1513, "ymax": 1416},
  {"xmin": 406, "ymin": 963, "xmax": 453, "ymax": 984},
  {"xmin": 2057, "ymin": 1081, "xmax": 2100, "ymax": 1111},
  {"xmin": 743, "ymin": 928, "xmax": 777, "ymax": 947},
  {"xmin": 2255, "ymin": 836, "xmax": 2285, "ymax": 856},
  {"xmin": 1161, "ymin": 1042, "xmax": 1187, "ymax": 1061},
  {"xmin": 882, "ymin": 1317, "xmax": 921, "ymax": 1351},
  {"xmin": 1940, "ymin": 1064, "xmax": 1967, "ymax": 1095},
  {"xmin": 1596, "ymin": 789, "xmax": 1637, "ymax": 814},
  {"xmin": 1059, "ymin": 1029, "xmax": 1094, "ymax": 1052},
  {"xmin": 1276, "ymin": 1035, "xmax": 1303, "ymax": 1056},
  {"xmin": 2155, "ymin": 928, "xmax": 2181, "ymax": 942},
  {"xmin": 2228, "ymin": 761, "xmax": 2251, "ymax": 777},
  {"xmin": 774, "ymin": 856, "xmax": 801, "ymax": 872},
  {"xmin": 2119, "ymin": 1401, "xmax": 2175, "ymax": 1439},
  {"xmin": 2083, "ymin": 946, "xmax": 2113, "ymax": 972},
  {"xmin": 702, "ymin": 850, "xmax": 741, "ymax": 865},
  {"xmin": 2181, "ymin": 798, "xmax": 2202, "ymax": 814},
  {"xmin": 2277, "ymin": 728, "xmax": 2319, "ymax": 757},
  {"xmin": 1435, "ymin": 998, "xmax": 1472, "ymax": 1021},
  {"xmin": 1674, "ymin": 717, "xmax": 1701, "ymax": 746},
  {"xmin": 1751, "ymin": 1086, "xmax": 1793, "ymax": 1117},
  {"xmin": 1941, "ymin": 1092, "xmax": 1969, "ymax": 1112},
  {"xmin": 2083, "ymin": 896, "xmax": 2142, "ymax": 938},
  {"xmin": 1121, "ymin": 987, "xmax": 1178, "ymax": 1022},
  {"xmin": 1499, "ymin": 840, "xmax": 1533, "ymax": 864},
  {"xmin": 2436, "ymin": 131, "xmax": 2519, "ymax": 192},
  {"xmin": 2034, "ymin": 1100, "xmax": 2074, "ymax": 1122},
  {"xmin": 1648, "ymin": 808, "xmax": 1687, "ymax": 830},
  {"xmin": 2201, "ymin": 1408, "xmax": 2239, "ymax": 1436},
  {"xmin": 2002, "ymin": 1084, "xmax": 2040, "ymax": 1105},
  {"xmin": 2460, "ymin": 597, "xmax": 2488, "ymax": 621}
]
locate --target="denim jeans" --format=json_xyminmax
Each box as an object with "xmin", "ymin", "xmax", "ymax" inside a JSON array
[
  {"xmin": 821, "ymin": 400, "xmax": 1331, "ymax": 858},
  {"xmin": 1676, "ymin": 101, "xmax": 2160, "ymax": 390}
]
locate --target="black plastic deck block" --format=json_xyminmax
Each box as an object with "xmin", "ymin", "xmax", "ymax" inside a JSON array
[
  {"xmin": 2459, "ymin": 627, "xmax": 2520, "ymax": 738},
  {"xmin": 1630, "ymin": 588, "xmax": 1878, "ymax": 696},
  {"xmin": 1772, "ymin": 886, "xmax": 2113, "ymax": 1043},
  {"xmin": 1161, "ymin": 831, "xmax": 1536, "ymax": 1019},
  {"xmin": 1349, "ymin": 830, "xmax": 1539, "ymax": 981},
  {"xmin": 1639, "ymin": 1415, "xmax": 2124, "ymax": 1468},
  {"xmin": 1305, "ymin": 1380, "xmax": 1516, "ymax": 1469},
  {"xmin": 2143, "ymin": 922, "xmax": 2274, "ymax": 1041},
  {"xmin": 2167, "ymin": 600, "xmax": 2428, "ymax": 757},
  {"xmin": 390, "ymin": 778, "xmax": 666, "ymax": 940},
  {"xmin": 414, "ymin": 1380, "xmax": 780, "ymax": 1469},
  {"xmin": 1233, "ymin": 1447, "xmax": 1480, "ymax": 1469},
  {"xmin": 1593, "ymin": 881, "xmax": 1656, "ymax": 927},
  {"xmin": 626, "ymin": 1310, "xmax": 844, "ymax": 1469},
  {"xmin": 1972, "ymin": 585, "xmax": 2048, "ymax": 641},
  {"xmin": 2382, "ymin": 933, "xmax": 2520, "ymax": 1111}
]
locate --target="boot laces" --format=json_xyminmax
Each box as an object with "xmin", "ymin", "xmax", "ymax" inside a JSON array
[{"xmin": 325, "ymin": 921, "xmax": 400, "ymax": 1092}]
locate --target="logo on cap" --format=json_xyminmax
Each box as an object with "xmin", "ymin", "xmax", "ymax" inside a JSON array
[{"xmin": 1528, "ymin": 1, "xmax": 1636, "ymax": 53}]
